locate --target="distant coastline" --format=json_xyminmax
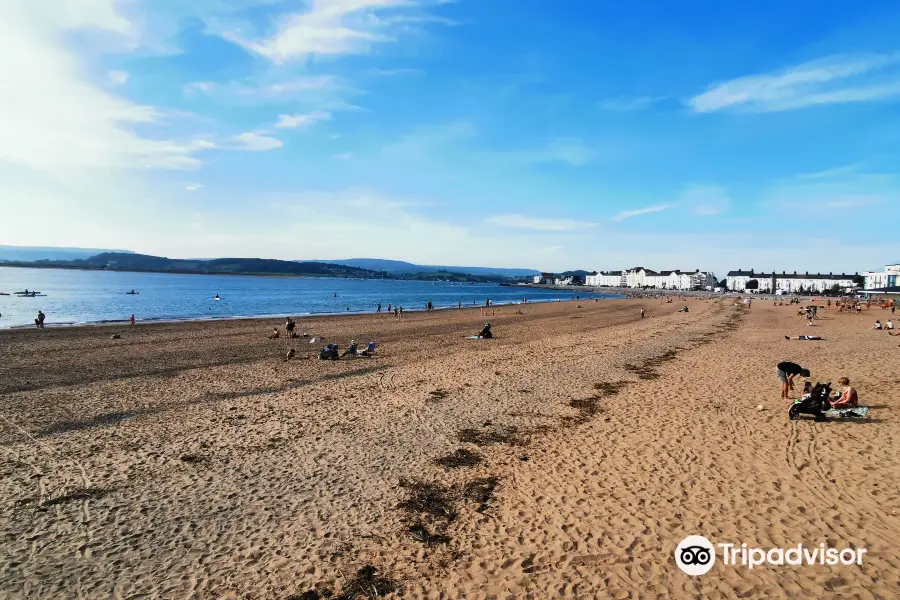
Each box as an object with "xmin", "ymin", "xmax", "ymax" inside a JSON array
[
  {"xmin": 0, "ymin": 254, "xmax": 519, "ymax": 284},
  {"xmin": 0, "ymin": 262, "xmax": 361, "ymax": 280}
]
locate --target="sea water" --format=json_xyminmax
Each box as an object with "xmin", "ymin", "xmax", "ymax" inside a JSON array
[{"xmin": 0, "ymin": 267, "xmax": 618, "ymax": 328}]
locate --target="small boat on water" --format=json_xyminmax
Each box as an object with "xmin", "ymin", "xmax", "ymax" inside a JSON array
[
  {"xmin": 14, "ymin": 290, "xmax": 40, "ymax": 295},
  {"xmin": 125, "ymin": 290, "xmax": 139, "ymax": 295},
  {"xmin": 0, "ymin": 292, "xmax": 9, "ymax": 296}
]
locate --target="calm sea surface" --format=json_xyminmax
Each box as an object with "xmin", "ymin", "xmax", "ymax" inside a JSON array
[{"xmin": 0, "ymin": 267, "xmax": 619, "ymax": 328}]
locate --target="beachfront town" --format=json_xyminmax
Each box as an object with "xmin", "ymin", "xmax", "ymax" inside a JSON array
[{"xmin": 533, "ymin": 263, "xmax": 900, "ymax": 295}]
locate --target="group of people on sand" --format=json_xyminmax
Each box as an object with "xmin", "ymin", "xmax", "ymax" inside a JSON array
[
  {"xmin": 873, "ymin": 319, "xmax": 896, "ymax": 332},
  {"xmin": 319, "ymin": 340, "xmax": 377, "ymax": 360},
  {"xmin": 776, "ymin": 361, "xmax": 858, "ymax": 409}
]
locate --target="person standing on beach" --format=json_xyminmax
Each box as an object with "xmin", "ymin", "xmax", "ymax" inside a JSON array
[
  {"xmin": 640, "ymin": 308, "xmax": 645, "ymax": 319},
  {"xmin": 399, "ymin": 306, "xmax": 404, "ymax": 319},
  {"xmin": 130, "ymin": 314, "xmax": 135, "ymax": 326},
  {"xmin": 35, "ymin": 310, "xmax": 45, "ymax": 329},
  {"xmin": 377, "ymin": 303, "xmax": 382, "ymax": 313},
  {"xmin": 776, "ymin": 361, "xmax": 810, "ymax": 400}
]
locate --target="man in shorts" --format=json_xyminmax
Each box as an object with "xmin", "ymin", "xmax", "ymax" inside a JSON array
[{"xmin": 777, "ymin": 361, "xmax": 810, "ymax": 400}]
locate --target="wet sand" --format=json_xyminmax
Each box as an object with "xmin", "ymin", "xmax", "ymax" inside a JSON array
[{"xmin": 1, "ymin": 299, "xmax": 898, "ymax": 598}]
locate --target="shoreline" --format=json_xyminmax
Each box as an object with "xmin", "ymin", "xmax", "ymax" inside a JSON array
[{"xmin": 0, "ymin": 294, "xmax": 620, "ymax": 332}]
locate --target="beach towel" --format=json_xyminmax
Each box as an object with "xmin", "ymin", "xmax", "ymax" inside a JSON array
[
  {"xmin": 824, "ymin": 407, "xmax": 870, "ymax": 418},
  {"xmin": 467, "ymin": 335, "xmax": 485, "ymax": 339}
]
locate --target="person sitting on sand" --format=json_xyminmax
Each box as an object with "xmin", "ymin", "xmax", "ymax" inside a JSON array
[
  {"xmin": 319, "ymin": 344, "xmax": 339, "ymax": 360},
  {"xmin": 785, "ymin": 335, "xmax": 824, "ymax": 340},
  {"xmin": 356, "ymin": 341, "xmax": 377, "ymax": 357},
  {"xmin": 776, "ymin": 361, "xmax": 810, "ymax": 400},
  {"xmin": 874, "ymin": 320, "xmax": 883, "ymax": 330},
  {"xmin": 342, "ymin": 340, "xmax": 359, "ymax": 358},
  {"xmin": 268, "ymin": 328, "xmax": 280, "ymax": 339},
  {"xmin": 887, "ymin": 319, "xmax": 894, "ymax": 330},
  {"xmin": 477, "ymin": 322, "xmax": 493, "ymax": 339},
  {"xmin": 678, "ymin": 306, "xmax": 689, "ymax": 313},
  {"xmin": 830, "ymin": 377, "xmax": 858, "ymax": 409}
]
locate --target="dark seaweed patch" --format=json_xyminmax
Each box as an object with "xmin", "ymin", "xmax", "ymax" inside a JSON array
[
  {"xmin": 397, "ymin": 479, "xmax": 457, "ymax": 522},
  {"xmin": 433, "ymin": 448, "xmax": 484, "ymax": 469}
]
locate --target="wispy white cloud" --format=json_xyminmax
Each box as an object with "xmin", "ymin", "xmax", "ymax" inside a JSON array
[
  {"xmin": 610, "ymin": 204, "xmax": 674, "ymax": 222},
  {"xmin": 275, "ymin": 111, "xmax": 332, "ymax": 129},
  {"xmin": 232, "ymin": 131, "xmax": 283, "ymax": 151},
  {"xmin": 184, "ymin": 81, "xmax": 216, "ymax": 95},
  {"xmin": 763, "ymin": 172, "xmax": 897, "ymax": 213},
  {"xmin": 795, "ymin": 164, "xmax": 861, "ymax": 180},
  {"xmin": 688, "ymin": 53, "xmax": 900, "ymax": 113},
  {"xmin": 382, "ymin": 120, "xmax": 476, "ymax": 154},
  {"xmin": 370, "ymin": 67, "xmax": 425, "ymax": 76},
  {"xmin": 504, "ymin": 138, "xmax": 595, "ymax": 167},
  {"xmin": 680, "ymin": 184, "xmax": 730, "ymax": 216},
  {"xmin": 214, "ymin": 0, "xmax": 450, "ymax": 63},
  {"xmin": 485, "ymin": 214, "xmax": 598, "ymax": 231},
  {"xmin": 185, "ymin": 183, "xmax": 203, "ymax": 192},
  {"xmin": 821, "ymin": 196, "xmax": 882, "ymax": 209},
  {"xmin": 108, "ymin": 70, "xmax": 129, "ymax": 86},
  {"xmin": 597, "ymin": 96, "xmax": 665, "ymax": 112}
]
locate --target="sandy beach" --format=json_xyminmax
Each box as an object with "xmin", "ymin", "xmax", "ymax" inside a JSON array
[{"xmin": 1, "ymin": 298, "xmax": 898, "ymax": 599}]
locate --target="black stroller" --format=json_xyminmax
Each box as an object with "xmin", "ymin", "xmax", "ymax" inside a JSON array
[{"xmin": 788, "ymin": 382, "xmax": 832, "ymax": 421}]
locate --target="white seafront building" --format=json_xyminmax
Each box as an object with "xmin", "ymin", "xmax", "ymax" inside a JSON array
[
  {"xmin": 725, "ymin": 269, "xmax": 857, "ymax": 293},
  {"xmin": 863, "ymin": 264, "xmax": 900, "ymax": 290},
  {"xmin": 585, "ymin": 267, "xmax": 717, "ymax": 290}
]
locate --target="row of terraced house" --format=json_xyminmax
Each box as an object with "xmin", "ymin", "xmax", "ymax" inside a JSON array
[{"xmin": 583, "ymin": 267, "xmax": 718, "ymax": 290}]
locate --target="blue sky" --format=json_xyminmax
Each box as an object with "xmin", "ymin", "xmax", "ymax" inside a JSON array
[{"xmin": 2, "ymin": 0, "xmax": 898, "ymax": 276}]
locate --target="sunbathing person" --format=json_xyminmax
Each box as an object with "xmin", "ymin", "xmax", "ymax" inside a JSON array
[
  {"xmin": 268, "ymin": 328, "xmax": 280, "ymax": 339},
  {"xmin": 785, "ymin": 335, "xmax": 824, "ymax": 340},
  {"xmin": 341, "ymin": 340, "xmax": 359, "ymax": 357},
  {"xmin": 830, "ymin": 377, "xmax": 858, "ymax": 409}
]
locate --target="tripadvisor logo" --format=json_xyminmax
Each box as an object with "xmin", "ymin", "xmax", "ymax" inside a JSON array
[
  {"xmin": 675, "ymin": 536, "xmax": 867, "ymax": 576},
  {"xmin": 675, "ymin": 536, "xmax": 716, "ymax": 576}
]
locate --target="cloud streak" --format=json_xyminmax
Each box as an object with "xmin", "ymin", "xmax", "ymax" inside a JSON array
[
  {"xmin": 610, "ymin": 204, "xmax": 673, "ymax": 222},
  {"xmin": 688, "ymin": 53, "xmax": 900, "ymax": 113},
  {"xmin": 232, "ymin": 131, "xmax": 283, "ymax": 151},
  {"xmin": 502, "ymin": 138, "xmax": 595, "ymax": 167},
  {"xmin": 275, "ymin": 111, "xmax": 332, "ymax": 129},
  {"xmin": 597, "ymin": 96, "xmax": 665, "ymax": 112},
  {"xmin": 216, "ymin": 0, "xmax": 449, "ymax": 63}
]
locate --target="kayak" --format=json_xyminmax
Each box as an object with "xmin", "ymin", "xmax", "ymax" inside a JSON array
[{"xmin": 14, "ymin": 291, "xmax": 40, "ymax": 295}]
